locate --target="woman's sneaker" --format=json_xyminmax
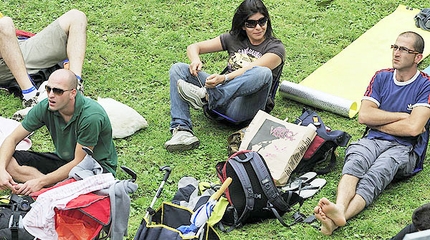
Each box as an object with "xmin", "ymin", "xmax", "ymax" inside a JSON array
[
  {"xmin": 177, "ymin": 79, "xmax": 207, "ymax": 110},
  {"xmin": 165, "ymin": 128, "xmax": 199, "ymax": 152}
]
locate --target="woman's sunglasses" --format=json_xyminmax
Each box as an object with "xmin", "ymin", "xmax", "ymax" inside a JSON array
[
  {"xmin": 45, "ymin": 85, "xmax": 74, "ymax": 95},
  {"xmin": 244, "ymin": 17, "xmax": 268, "ymax": 28}
]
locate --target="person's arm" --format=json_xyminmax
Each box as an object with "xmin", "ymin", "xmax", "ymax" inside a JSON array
[
  {"xmin": 15, "ymin": 143, "xmax": 91, "ymax": 195},
  {"xmin": 358, "ymin": 99, "xmax": 410, "ymax": 127},
  {"xmin": 372, "ymin": 106, "xmax": 430, "ymax": 137},
  {"xmin": 205, "ymin": 52, "xmax": 282, "ymax": 88},
  {"xmin": 186, "ymin": 36, "xmax": 224, "ymax": 76},
  {"xmin": 0, "ymin": 125, "xmax": 31, "ymax": 191},
  {"xmin": 359, "ymin": 100, "xmax": 430, "ymax": 137}
]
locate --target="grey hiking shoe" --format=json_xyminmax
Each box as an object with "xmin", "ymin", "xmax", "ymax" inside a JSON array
[
  {"xmin": 165, "ymin": 128, "xmax": 200, "ymax": 152},
  {"xmin": 22, "ymin": 95, "xmax": 38, "ymax": 108},
  {"xmin": 177, "ymin": 79, "xmax": 207, "ymax": 110}
]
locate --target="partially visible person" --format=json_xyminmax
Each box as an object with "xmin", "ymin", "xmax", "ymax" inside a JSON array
[
  {"xmin": 391, "ymin": 202, "xmax": 430, "ymax": 240},
  {"xmin": 313, "ymin": 31, "xmax": 430, "ymax": 235},
  {"xmin": 0, "ymin": 9, "xmax": 87, "ymax": 107},
  {"xmin": 165, "ymin": 0, "xmax": 285, "ymax": 152},
  {"xmin": 0, "ymin": 69, "xmax": 117, "ymax": 195}
]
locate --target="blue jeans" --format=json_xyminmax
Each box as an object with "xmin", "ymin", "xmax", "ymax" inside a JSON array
[{"xmin": 169, "ymin": 62, "xmax": 272, "ymax": 132}]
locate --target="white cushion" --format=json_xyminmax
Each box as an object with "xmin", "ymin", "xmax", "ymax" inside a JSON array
[{"xmin": 97, "ymin": 97, "xmax": 148, "ymax": 138}]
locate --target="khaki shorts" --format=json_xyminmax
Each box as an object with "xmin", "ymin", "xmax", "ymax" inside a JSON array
[{"xmin": 0, "ymin": 19, "xmax": 67, "ymax": 86}]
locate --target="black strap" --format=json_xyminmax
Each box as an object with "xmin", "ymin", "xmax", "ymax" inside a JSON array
[
  {"xmin": 362, "ymin": 126, "xmax": 370, "ymax": 138},
  {"xmin": 267, "ymin": 202, "xmax": 290, "ymax": 227},
  {"xmin": 266, "ymin": 204, "xmax": 307, "ymax": 228},
  {"xmin": 10, "ymin": 211, "xmax": 21, "ymax": 240},
  {"xmin": 217, "ymin": 207, "xmax": 240, "ymax": 233},
  {"xmin": 247, "ymin": 152, "xmax": 290, "ymax": 212},
  {"xmin": 228, "ymin": 155, "xmax": 255, "ymax": 225},
  {"xmin": 315, "ymin": 148, "xmax": 336, "ymax": 175}
]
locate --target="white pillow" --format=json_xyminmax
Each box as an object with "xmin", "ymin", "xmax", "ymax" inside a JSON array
[{"xmin": 97, "ymin": 97, "xmax": 148, "ymax": 139}]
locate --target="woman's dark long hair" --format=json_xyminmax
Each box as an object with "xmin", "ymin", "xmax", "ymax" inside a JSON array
[{"xmin": 230, "ymin": 0, "xmax": 274, "ymax": 41}]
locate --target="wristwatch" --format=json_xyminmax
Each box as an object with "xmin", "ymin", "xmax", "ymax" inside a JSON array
[{"xmin": 223, "ymin": 74, "xmax": 230, "ymax": 84}]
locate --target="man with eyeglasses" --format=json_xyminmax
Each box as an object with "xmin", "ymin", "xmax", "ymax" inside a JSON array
[
  {"xmin": 0, "ymin": 9, "xmax": 87, "ymax": 108},
  {"xmin": 314, "ymin": 31, "xmax": 430, "ymax": 235},
  {"xmin": 0, "ymin": 69, "xmax": 117, "ymax": 195}
]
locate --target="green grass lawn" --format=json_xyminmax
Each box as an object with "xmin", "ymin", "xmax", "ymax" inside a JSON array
[{"xmin": 1, "ymin": 0, "xmax": 429, "ymax": 239}]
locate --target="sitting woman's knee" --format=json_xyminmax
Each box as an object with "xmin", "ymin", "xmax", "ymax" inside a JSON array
[
  {"xmin": 169, "ymin": 62, "xmax": 189, "ymax": 75},
  {"xmin": 249, "ymin": 66, "xmax": 272, "ymax": 82}
]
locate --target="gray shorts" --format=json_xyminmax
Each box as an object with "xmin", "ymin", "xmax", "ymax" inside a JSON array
[
  {"xmin": 342, "ymin": 138, "xmax": 417, "ymax": 206},
  {"xmin": 0, "ymin": 19, "xmax": 67, "ymax": 85}
]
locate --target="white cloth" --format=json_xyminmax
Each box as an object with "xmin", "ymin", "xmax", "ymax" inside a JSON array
[
  {"xmin": 0, "ymin": 117, "xmax": 32, "ymax": 150},
  {"xmin": 23, "ymin": 173, "xmax": 116, "ymax": 240}
]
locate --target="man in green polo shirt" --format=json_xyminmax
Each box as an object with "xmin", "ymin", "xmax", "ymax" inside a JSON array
[{"xmin": 0, "ymin": 69, "xmax": 117, "ymax": 195}]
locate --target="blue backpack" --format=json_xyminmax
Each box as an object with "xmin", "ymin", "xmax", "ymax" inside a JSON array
[{"xmin": 292, "ymin": 108, "xmax": 351, "ymax": 175}]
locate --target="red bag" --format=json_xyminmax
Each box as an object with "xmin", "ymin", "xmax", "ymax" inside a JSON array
[{"xmin": 32, "ymin": 179, "xmax": 111, "ymax": 240}]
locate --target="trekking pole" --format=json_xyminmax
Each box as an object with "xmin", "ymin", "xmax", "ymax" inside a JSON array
[{"xmin": 145, "ymin": 166, "xmax": 172, "ymax": 222}]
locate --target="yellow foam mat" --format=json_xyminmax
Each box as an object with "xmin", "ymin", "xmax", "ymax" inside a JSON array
[{"xmin": 281, "ymin": 5, "xmax": 430, "ymax": 118}]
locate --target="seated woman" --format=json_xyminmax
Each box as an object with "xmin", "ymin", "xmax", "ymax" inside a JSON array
[{"xmin": 165, "ymin": 0, "xmax": 285, "ymax": 152}]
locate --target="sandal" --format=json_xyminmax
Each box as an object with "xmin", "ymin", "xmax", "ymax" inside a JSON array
[
  {"xmin": 296, "ymin": 178, "xmax": 326, "ymax": 199},
  {"xmin": 281, "ymin": 172, "xmax": 317, "ymax": 191}
]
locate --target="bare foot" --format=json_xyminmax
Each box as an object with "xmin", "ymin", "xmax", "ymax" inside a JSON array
[
  {"xmin": 314, "ymin": 206, "xmax": 338, "ymax": 235},
  {"xmin": 319, "ymin": 197, "xmax": 346, "ymax": 227}
]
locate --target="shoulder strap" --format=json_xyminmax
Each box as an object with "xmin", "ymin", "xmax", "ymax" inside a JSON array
[
  {"xmin": 315, "ymin": 147, "xmax": 336, "ymax": 175},
  {"xmin": 227, "ymin": 155, "xmax": 255, "ymax": 224},
  {"xmin": 9, "ymin": 211, "xmax": 22, "ymax": 240},
  {"xmin": 247, "ymin": 152, "xmax": 290, "ymax": 212}
]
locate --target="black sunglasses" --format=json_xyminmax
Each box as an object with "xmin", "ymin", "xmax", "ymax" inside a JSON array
[
  {"xmin": 390, "ymin": 44, "xmax": 421, "ymax": 54},
  {"xmin": 244, "ymin": 17, "xmax": 268, "ymax": 28},
  {"xmin": 45, "ymin": 85, "xmax": 74, "ymax": 95}
]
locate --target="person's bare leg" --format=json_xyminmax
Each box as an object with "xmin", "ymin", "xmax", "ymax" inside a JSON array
[
  {"xmin": 5, "ymin": 157, "xmax": 44, "ymax": 183},
  {"xmin": 344, "ymin": 194, "xmax": 366, "ymax": 220},
  {"xmin": 314, "ymin": 206, "xmax": 338, "ymax": 235},
  {"xmin": 57, "ymin": 9, "xmax": 87, "ymax": 77},
  {"xmin": 319, "ymin": 174, "xmax": 360, "ymax": 226},
  {"xmin": 0, "ymin": 17, "xmax": 33, "ymax": 90}
]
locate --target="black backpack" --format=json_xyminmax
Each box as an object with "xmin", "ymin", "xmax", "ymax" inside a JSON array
[
  {"xmin": 215, "ymin": 150, "xmax": 304, "ymax": 231},
  {"xmin": 0, "ymin": 194, "xmax": 35, "ymax": 240},
  {"xmin": 292, "ymin": 108, "xmax": 351, "ymax": 175}
]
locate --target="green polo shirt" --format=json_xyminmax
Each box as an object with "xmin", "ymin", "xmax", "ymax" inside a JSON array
[{"xmin": 22, "ymin": 93, "xmax": 117, "ymax": 175}]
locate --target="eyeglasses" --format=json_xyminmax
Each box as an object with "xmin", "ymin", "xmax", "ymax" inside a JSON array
[
  {"xmin": 244, "ymin": 17, "xmax": 268, "ymax": 28},
  {"xmin": 45, "ymin": 85, "xmax": 74, "ymax": 95},
  {"xmin": 391, "ymin": 44, "xmax": 421, "ymax": 54}
]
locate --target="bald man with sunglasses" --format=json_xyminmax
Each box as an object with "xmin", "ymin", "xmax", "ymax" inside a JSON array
[{"xmin": 0, "ymin": 69, "xmax": 117, "ymax": 195}]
